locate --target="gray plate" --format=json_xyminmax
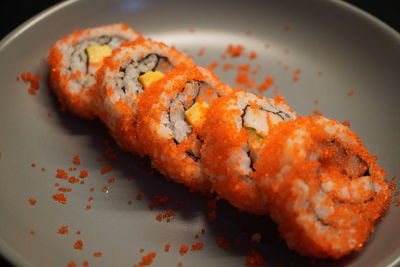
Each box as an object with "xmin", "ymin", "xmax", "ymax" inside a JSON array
[{"xmin": 1, "ymin": 0, "xmax": 399, "ymax": 266}]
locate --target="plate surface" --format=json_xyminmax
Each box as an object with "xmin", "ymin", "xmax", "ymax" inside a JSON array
[{"xmin": 1, "ymin": 0, "xmax": 400, "ymax": 266}]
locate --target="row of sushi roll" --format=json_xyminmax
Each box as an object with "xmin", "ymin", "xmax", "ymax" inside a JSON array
[{"xmin": 47, "ymin": 24, "xmax": 391, "ymax": 259}]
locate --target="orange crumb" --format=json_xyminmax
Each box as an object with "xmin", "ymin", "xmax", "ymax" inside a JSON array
[
  {"xmin": 207, "ymin": 210, "xmax": 216, "ymax": 222},
  {"xmin": 215, "ymin": 237, "xmax": 230, "ymax": 251},
  {"xmin": 88, "ymin": 196, "xmax": 94, "ymax": 202},
  {"xmin": 67, "ymin": 261, "xmax": 77, "ymax": 267},
  {"xmin": 139, "ymin": 248, "xmax": 145, "ymax": 253},
  {"xmin": 237, "ymin": 64, "xmax": 250, "ymax": 72},
  {"xmin": 198, "ymin": 47, "xmax": 206, "ymax": 56},
  {"xmin": 223, "ymin": 63, "xmax": 234, "ymax": 71},
  {"xmin": 85, "ymin": 205, "xmax": 92, "ymax": 210},
  {"xmin": 107, "ymin": 177, "xmax": 116, "ymax": 184},
  {"xmin": 72, "ymin": 155, "xmax": 80, "ymax": 165},
  {"xmin": 31, "ymin": 163, "xmax": 36, "ymax": 167},
  {"xmin": 89, "ymin": 187, "xmax": 95, "ymax": 192},
  {"xmin": 136, "ymin": 193, "xmax": 143, "ymax": 200},
  {"xmin": 312, "ymin": 109, "xmax": 323, "ymax": 116},
  {"xmin": 207, "ymin": 61, "xmax": 219, "ymax": 72},
  {"xmin": 68, "ymin": 176, "xmax": 79, "ymax": 184},
  {"xmin": 226, "ymin": 44, "xmax": 244, "ymax": 57},
  {"xmin": 246, "ymin": 249, "xmax": 266, "ymax": 266},
  {"xmin": 79, "ymin": 170, "xmax": 88, "ymax": 178},
  {"xmin": 347, "ymin": 90, "xmax": 354, "ymax": 96},
  {"xmin": 293, "ymin": 68, "xmax": 301, "ymax": 75},
  {"xmin": 82, "ymin": 260, "xmax": 89, "ymax": 267},
  {"xmin": 54, "ymin": 183, "xmax": 60, "ymax": 187},
  {"xmin": 257, "ymin": 77, "xmax": 274, "ymax": 92},
  {"xmin": 19, "ymin": 72, "xmax": 41, "ymax": 95},
  {"xmin": 164, "ymin": 243, "xmax": 171, "ymax": 252},
  {"xmin": 80, "ymin": 180, "xmax": 85, "ymax": 185},
  {"xmin": 41, "ymin": 167, "xmax": 46, "ymax": 172},
  {"xmin": 249, "ymin": 51, "xmax": 257, "ymax": 59},
  {"xmin": 292, "ymin": 76, "xmax": 299, "ymax": 82},
  {"xmin": 58, "ymin": 225, "xmax": 69, "ymax": 234},
  {"xmin": 76, "ymin": 231, "xmax": 81, "ymax": 235},
  {"xmin": 93, "ymin": 252, "xmax": 102, "ymax": 258},
  {"xmin": 102, "ymin": 186, "xmax": 109, "ymax": 193},
  {"xmin": 235, "ymin": 72, "xmax": 256, "ymax": 88},
  {"xmin": 101, "ymin": 165, "xmax": 113, "ymax": 174},
  {"xmin": 138, "ymin": 252, "xmax": 156, "ymax": 266},
  {"xmin": 179, "ymin": 245, "xmax": 189, "ymax": 256},
  {"xmin": 56, "ymin": 169, "xmax": 68, "ymax": 179},
  {"xmin": 191, "ymin": 242, "xmax": 204, "ymax": 251},
  {"xmin": 52, "ymin": 193, "xmax": 67, "ymax": 204},
  {"xmin": 29, "ymin": 230, "xmax": 35, "ymax": 235},
  {"xmin": 74, "ymin": 240, "xmax": 83, "ymax": 250},
  {"xmin": 58, "ymin": 187, "xmax": 72, "ymax": 192},
  {"xmin": 28, "ymin": 198, "xmax": 37, "ymax": 206},
  {"xmin": 155, "ymin": 214, "xmax": 163, "ymax": 222}
]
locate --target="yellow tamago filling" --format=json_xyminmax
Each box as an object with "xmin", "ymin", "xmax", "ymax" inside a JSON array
[
  {"xmin": 86, "ymin": 44, "xmax": 112, "ymax": 64},
  {"xmin": 138, "ymin": 71, "xmax": 165, "ymax": 88},
  {"xmin": 185, "ymin": 101, "xmax": 209, "ymax": 130}
]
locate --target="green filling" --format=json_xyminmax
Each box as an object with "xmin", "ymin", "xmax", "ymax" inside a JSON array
[{"xmin": 244, "ymin": 127, "xmax": 264, "ymax": 141}]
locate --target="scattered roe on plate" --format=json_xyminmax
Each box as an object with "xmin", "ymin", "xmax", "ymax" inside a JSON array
[
  {"xmin": 72, "ymin": 155, "xmax": 81, "ymax": 165},
  {"xmin": 28, "ymin": 198, "xmax": 37, "ymax": 206},
  {"xmin": 207, "ymin": 61, "xmax": 219, "ymax": 72},
  {"xmin": 179, "ymin": 245, "xmax": 189, "ymax": 256},
  {"xmin": 29, "ymin": 230, "xmax": 36, "ymax": 235},
  {"xmin": 191, "ymin": 242, "xmax": 204, "ymax": 251},
  {"xmin": 257, "ymin": 77, "xmax": 274, "ymax": 92},
  {"xmin": 74, "ymin": 240, "xmax": 84, "ymax": 250},
  {"xmin": 226, "ymin": 44, "xmax": 244, "ymax": 57},
  {"xmin": 67, "ymin": 261, "xmax": 77, "ymax": 267},
  {"xmin": 58, "ymin": 225, "xmax": 69, "ymax": 234},
  {"xmin": 245, "ymin": 249, "xmax": 266, "ymax": 266},
  {"xmin": 52, "ymin": 193, "xmax": 67, "ymax": 204},
  {"xmin": 164, "ymin": 243, "xmax": 171, "ymax": 252},
  {"xmin": 136, "ymin": 252, "xmax": 156, "ymax": 266},
  {"xmin": 215, "ymin": 237, "xmax": 230, "ymax": 251},
  {"xmin": 347, "ymin": 90, "xmax": 354, "ymax": 96},
  {"xmin": 79, "ymin": 169, "xmax": 88, "ymax": 178},
  {"xmin": 17, "ymin": 72, "xmax": 41, "ymax": 95},
  {"xmin": 101, "ymin": 165, "xmax": 113, "ymax": 174},
  {"xmin": 93, "ymin": 252, "xmax": 102, "ymax": 258}
]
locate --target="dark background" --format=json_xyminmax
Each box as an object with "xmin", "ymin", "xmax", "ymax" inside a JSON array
[{"xmin": 0, "ymin": 0, "xmax": 398, "ymax": 266}]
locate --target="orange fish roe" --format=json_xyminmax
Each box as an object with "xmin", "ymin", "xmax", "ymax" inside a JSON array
[
  {"xmin": 89, "ymin": 187, "xmax": 95, "ymax": 192},
  {"xmin": 198, "ymin": 47, "xmax": 206, "ymax": 56},
  {"xmin": 56, "ymin": 169, "xmax": 68, "ymax": 179},
  {"xmin": 79, "ymin": 169, "xmax": 88, "ymax": 178},
  {"xmin": 342, "ymin": 120, "xmax": 351, "ymax": 127},
  {"xmin": 226, "ymin": 44, "xmax": 244, "ymax": 57},
  {"xmin": 68, "ymin": 176, "xmax": 79, "ymax": 184},
  {"xmin": 347, "ymin": 90, "xmax": 354, "ymax": 96},
  {"xmin": 139, "ymin": 248, "xmax": 145, "ymax": 253},
  {"xmin": 249, "ymin": 51, "xmax": 257, "ymax": 59},
  {"xmin": 76, "ymin": 231, "xmax": 81, "ymax": 235},
  {"xmin": 74, "ymin": 240, "xmax": 84, "ymax": 250},
  {"xmin": 88, "ymin": 196, "xmax": 94, "ymax": 202},
  {"xmin": 54, "ymin": 183, "xmax": 60, "ymax": 187},
  {"xmin": 179, "ymin": 245, "xmax": 189, "ymax": 256},
  {"xmin": 136, "ymin": 193, "xmax": 143, "ymax": 200},
  {"xmin": 237, "ymin": 64, "xmax": 250, "ymax": 72},
  {"xmin": 19, "ymin": 72, "xmax": 41, "ymax": 95},
  {"xmin": 58, "ymin": 225, "xmax": 69, "ymax": 234},
  {"xmin": 164, "ymin": 243, "xmax": 171, "ymax": 252},
  {"xmin": 41, "ymin": 167, "xmax": 46, "ymax": 172},
  {"xmin": 103, "ymin": 147, "xmax": 118, "ymax": 161},
  {"xmin": 128, "ymin": 200, "xmax": 133, "ymax": 205},
  {"xmin": 28, "ymin": 198, "xmax": 37, "ymax": 206},
  {"xmin": 245, "ymin": 249, "xmax": 266, "ymax": 266},
  {"xmin": 101, "ymin": 165, "xmax": 113, "ymax": 174},
  {"xmin": 235, "ymin": 72, "xmax": 256, "ymax": 88},
  {"xmin": 93, "ymin": 252, "xmax": 102, "ymax": 258},
  {"xmin": 177, "ymin": 262, "xmax": 183, "ymax": 267},
  {"xmin": 190, "ymin": 242, "xmax": 204, "ymax": 251},
  {"xmin": 292, "ymin": 76, "xmax": 299, "ymax": 82},
  {"xmin": 107, "ymin": 177, "xmax": 116, "ymax": 184},
  {"xmin": 207, "ymin": 61, "xmax": 219, "ymax": 71},
  {"xmin": 257, "ymin": 77, "xmax": 274, "ymax": 92},
  {"xmin": 155, "ymin": 209, "xmax": 175, "ymax": 222},
  {"xmin": 102, "ymin": 186, "xmax": 109, "ymax": 193},
  {"xmin": 85, "ymin": 205, "xmax": 92, "ymax": 210},
  {"xmin": 82, "ymin": 260, "xmax": 89, "ymax": 267},
  {"xmin": 223, "ymin": 63, "xmax": 234, "ymax": 71},
  {"xmin": 207, "ymin": 210, "xmax": 217, "ymax": 222},
  {"xmin": 52, "ymin": 193, "xmax": 67, "ymax": 204},
  {"xmin": 72, "ymin": 155, "xmax": 81, "ymax": 165},
  {"xmin": 216, "ymin": 237, "xmax": 230, "ymax": 251},
  {"xmin": 58, "ymin": 187, "xmax": 72, "ymax": 192},
  {"xmin": 312, "ymin": 109, "xmax": 323, "ymax": 116},
  {"xmin": 148, "ymin": 194, "xmax": 169, "ymax": 209},
  {"xmin": 194, "ymin": 234, "xmax": 200, "ymax": 239},
  {"xmin": 135, "ymin": 252, "xmax": 156, "ymax": 266},
  {"xmin": 31, "ymin": 163, "xmax": 36, "ymax": 167},
  {"xmin": 67, "ymin": 261, "xmax": 77, "ymax": 267},
  {"xmin": 29, "ymin": 230, "xmax": 36, "ymax": 235}
]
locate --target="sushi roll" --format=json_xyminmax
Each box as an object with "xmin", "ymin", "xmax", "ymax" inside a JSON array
[
  {"xmin": 95, "ymin": 38, "xmax": 195, "ymax": 155},
  {"xmin": 137, "ymin": 66, "xmax": 232, "ymax": 192},
  {"xmin": 48, "ymin": 24, "xmax": 141, "ymax": 119},
  {"xmin": 201, "ymin": 91, "xmax": 296, "ymax": 214},
  {"xmin": 254, "ymin": 116, "xmax": 391, "ymax": 258}
]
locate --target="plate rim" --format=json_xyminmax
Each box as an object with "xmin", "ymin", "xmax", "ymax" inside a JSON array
[{"xmin": 0, "ymin": 0, "xmax": 399, "ymax": 266}]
